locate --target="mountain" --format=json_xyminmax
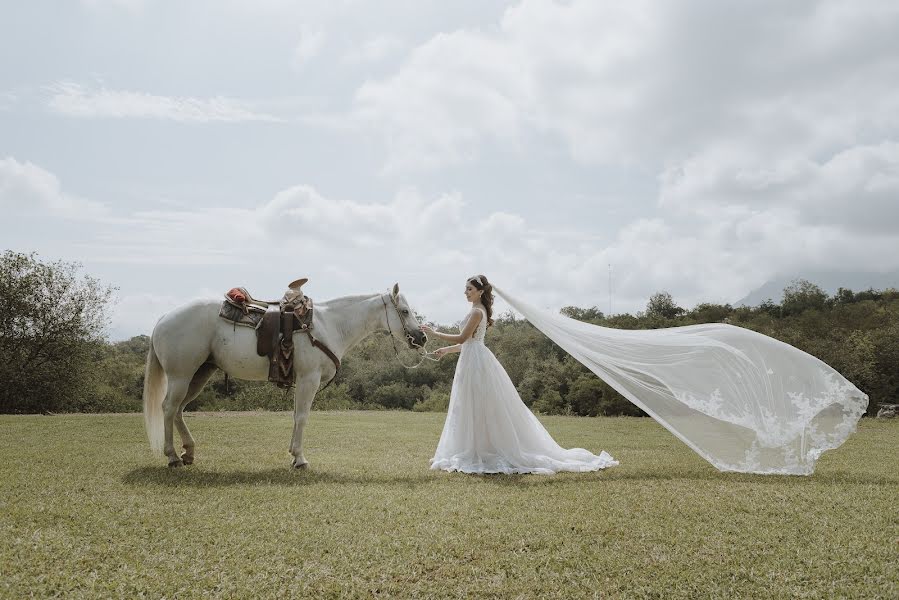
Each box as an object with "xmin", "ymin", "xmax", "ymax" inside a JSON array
[{"xmin": 734, "ymin": 269, "xmax": 899, "ymax": 307}]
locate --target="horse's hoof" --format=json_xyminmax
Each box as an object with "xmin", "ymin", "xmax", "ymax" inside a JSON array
[
  {"xmin": 181, "ymin": 454, "xmax": 194, "ymax": 465},
  {"xmin": 293, "ymin": 461, "xmax": 309, "ymax": 470},
  {"xmin": 168, "ymin": 459, "xmax": 184, "ymax": 468}
]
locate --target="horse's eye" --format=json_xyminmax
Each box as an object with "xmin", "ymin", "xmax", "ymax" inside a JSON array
[{"xmin": 402, "ymin": 310, "xmax": 409, "ymax": 315}]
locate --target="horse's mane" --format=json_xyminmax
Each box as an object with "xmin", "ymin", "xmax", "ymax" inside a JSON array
[{"xmin": 317, "ymin": 292, "xmax": 382, "ymax": 309}]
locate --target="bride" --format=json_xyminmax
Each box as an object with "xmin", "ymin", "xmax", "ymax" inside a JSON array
[
  {"xmin": 419, "ymin": 274, "xmax": 618, "ymax": 475},
  {"xmin": 420, "ymin": 275, "xmax": 867, "ymax": 476}
]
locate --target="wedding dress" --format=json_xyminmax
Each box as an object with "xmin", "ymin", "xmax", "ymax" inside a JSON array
[
  {"xmin": 430, "ymin": 305, "xmax": 619, "ymax": 474},
  {"xmin": 490, "ymin": 285, "xmax": 869, "ymax": 475}
]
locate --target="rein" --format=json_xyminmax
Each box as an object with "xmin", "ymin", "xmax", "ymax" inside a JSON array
[{"xmin": 381, "ymin": 293, "xmax": 440, "ymax": 369}]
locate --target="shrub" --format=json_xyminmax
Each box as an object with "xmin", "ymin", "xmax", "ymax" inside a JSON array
[
  {"xmin": 412, "ymin": 390, "xmax": 450, "ymax": 412},
  {"xmin": 314, "ymin": 384, "xmax": 364, "ymax": 411},
  {"xmin": 368, "ymin": 382, "xmax": 422, "ymax": 410},
  {"xmin": 566, "ymin": 375, "xmax": 604, "ymax": 417},
  {"xmin": 532, "ymin": 389, "xmax": 567, "ymax": 415}
]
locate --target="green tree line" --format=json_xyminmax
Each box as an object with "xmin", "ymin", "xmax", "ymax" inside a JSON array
[{"xmin": 2, "ymin": 251, "xmax": 896, "ymax": 415}]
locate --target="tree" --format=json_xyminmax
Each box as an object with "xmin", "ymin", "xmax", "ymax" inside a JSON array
[
  {"xmin": 0, "ymin": 251, "xmax": 115, "ymax": 413},
  {"xmin": 687, "ymin": 302, "xmax": 733, "ymax": 323},
  {"xmin": 532, "ymin": 389, "xmax": 566, "ymax": 415},
  {"xmin": 369, "ymin": 381, "xmax": 422, "ymax": 410},
  {"xmin": 781, "ymin": 278, "xmax": 828, "ymax": 316},
  {"xmin": 560, "ymin": 306, "xmax": 604, "ymax": 322},
  {"xmin": 834, "ymin": 287, "xmax": 855, "ymax": 305},
  {"xmin": 871, "ymin": 322, "xmax": 899, "ymax": 416},
  {"xmin": 566, "ymin": 375, "xmax": 604, "ymax": 416},
  {"xmin": 756, "ymin": 298, "xmax": 782, "ymax": 317},
  {"xmin": 645, "ymin": 291, "xmax": 685, "ymax": 319},
  {"xmin": 598, "ymin": 380, "xmax": 643, "ymax": 416}
]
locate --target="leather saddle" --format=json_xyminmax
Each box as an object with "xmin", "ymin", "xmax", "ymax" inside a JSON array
[
  {"xmin": 257, "ymin": 289, "xmax": 313, "ymax": 388},
  {"xmin": 218, "ymin": 278, "xmax": 339, "ymax": 389}
]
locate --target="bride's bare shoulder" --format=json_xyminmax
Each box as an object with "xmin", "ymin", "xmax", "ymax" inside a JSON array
[{"xmin": 462, "ymin": 306, "xmax": 484, "ymax": 320}]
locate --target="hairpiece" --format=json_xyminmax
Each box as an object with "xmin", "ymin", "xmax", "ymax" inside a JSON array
[{"xmin": 471, "ymin": 275, "xmax": 483, "ymax": 286}]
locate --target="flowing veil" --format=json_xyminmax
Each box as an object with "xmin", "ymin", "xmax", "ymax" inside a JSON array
[{"xmin": 491, "ymin": 285, "xmax": 868, "ymax": 475}]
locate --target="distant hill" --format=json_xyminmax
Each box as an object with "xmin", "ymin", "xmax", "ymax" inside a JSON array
[{"xmin": 734, "ymin": 269, "xmax": 899, "ymax": 307}]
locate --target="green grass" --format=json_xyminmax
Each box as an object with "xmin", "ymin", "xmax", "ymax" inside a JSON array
[{"xmin": 0, "ymin": 412, "xmax": 896, "ymax": 599}]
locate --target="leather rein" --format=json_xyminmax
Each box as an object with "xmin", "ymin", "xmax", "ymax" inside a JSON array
[
  {"xmin": 304, "ymin": 325, "xmax": 341, "ymax": 391},
  {"xmin": 381, "ymin": 293, "xmax": 439, "ymax": 369},
  {"xmin": 311, "ymin": 293, "xmax": 434, "ymax": 393}
]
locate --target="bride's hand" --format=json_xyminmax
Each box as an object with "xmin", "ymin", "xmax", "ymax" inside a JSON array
[
  {"xmin": 420, "ymin": 324, "xmax": 435, "ymax": 334},
  {"xmin": 433, "ymin": 347, "xmax": 449, "ymax": 359}
]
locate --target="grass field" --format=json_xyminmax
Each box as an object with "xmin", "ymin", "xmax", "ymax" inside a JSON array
[{"xmin": 0, "ymin": 411, "xmax": 896, "ymax": 598}]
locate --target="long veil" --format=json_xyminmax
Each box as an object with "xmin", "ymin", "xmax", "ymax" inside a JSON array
[{"xmin": 492, "ymin": 285, "xmax": 868, "ymax": 475}]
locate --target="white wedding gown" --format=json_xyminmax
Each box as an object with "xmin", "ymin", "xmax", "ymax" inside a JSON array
[{"xmin": 430, "ymin": 306, "xmax": 619, "ymax": 475}]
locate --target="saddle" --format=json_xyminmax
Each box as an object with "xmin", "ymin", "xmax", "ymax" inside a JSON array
[{"xmin": 218, "ymin": 278, "xmax": 340, "ymax": 389}]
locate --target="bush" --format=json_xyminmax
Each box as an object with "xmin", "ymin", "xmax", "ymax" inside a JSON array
[
  {"xmin": 314, "ymin": 383, "xmax": 364, "ymax": 411},
  {"xmin": 412, "ymin": 390, "xmax": 450, "ymax": 412},
  {"xmin": 598, "ymin": 381, "xmax": 644, "ymax": 417},
  {"xmin": 566, "ymin": 375, "xmax": 604, "ymax": 417},
  {"xmin": 532, "ymin": 389, "xmax": 567, "ymax": 415},
  {"xmin": 194, "ymin": 383, "xmax": 291, "ymax": 412},
  {"xmin": 368, "ymin": 382, "xmax": 425, "ymax": 410}
]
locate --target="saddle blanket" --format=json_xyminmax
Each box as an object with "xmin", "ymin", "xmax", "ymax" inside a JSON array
[{"xmin": 218, "ymin": 297, "xmax": 265, "ymax": 328}]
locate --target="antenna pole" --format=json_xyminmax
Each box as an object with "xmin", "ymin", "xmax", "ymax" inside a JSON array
[{"xmin": 608, "ymin": 263, "xmax": 612, "ymax": 316}]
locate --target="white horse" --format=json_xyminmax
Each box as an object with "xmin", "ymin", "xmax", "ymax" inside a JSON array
[{"xmin": 142, "ymin": 283, "xmax": 427, "ymax": 468}]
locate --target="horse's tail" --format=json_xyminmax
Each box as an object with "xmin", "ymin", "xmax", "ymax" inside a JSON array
[{"xmin": 143, "ymin": 332, "xmax": 166, "ymax": 456}]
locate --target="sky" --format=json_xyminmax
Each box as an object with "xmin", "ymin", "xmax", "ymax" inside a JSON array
[{"xmin": 1, "ymin": 0, "xmax": 898, "ymax": 340}]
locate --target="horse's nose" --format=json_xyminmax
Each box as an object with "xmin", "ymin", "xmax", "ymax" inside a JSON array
[{"xmin": 421, "ymin": 333, "xmax": 428, "ymax": 343}]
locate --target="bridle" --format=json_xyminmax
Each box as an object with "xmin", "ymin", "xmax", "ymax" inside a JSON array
[{"xmin": 381, "ymin": 292, "xmax": 439, "ymax": 369}]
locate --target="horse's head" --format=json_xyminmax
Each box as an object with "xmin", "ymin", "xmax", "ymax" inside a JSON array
[{"xmin": 384, "ymin": 282, "xmax": 428, "ymax": 350}]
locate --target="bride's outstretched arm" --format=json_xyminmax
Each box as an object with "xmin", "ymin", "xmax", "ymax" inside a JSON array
[
  {"xmin": 421, "ymin": 310, "xmax": 481, "ymax": 344},
  {"xmin": 434, "ymin": 344, "xmax": 461, "ymax": 357}
]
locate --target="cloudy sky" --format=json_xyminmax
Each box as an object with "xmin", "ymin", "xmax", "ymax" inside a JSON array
[{"xmin": 2, "ymin": 0, "xmax": 898, "ymax": 340}]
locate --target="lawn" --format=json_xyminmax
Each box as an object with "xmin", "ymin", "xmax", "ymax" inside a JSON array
[{"xmin": 0, "ymin": 411, "xmax": 896, "ymax": 598}]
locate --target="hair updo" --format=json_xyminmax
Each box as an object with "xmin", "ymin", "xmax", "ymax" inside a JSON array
[{"xmin": 468, "ymin": 274, "xmax": 494, "ymax": 327}]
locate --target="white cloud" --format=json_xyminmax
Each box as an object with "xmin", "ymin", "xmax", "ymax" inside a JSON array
[
  {"xmin": 352, "ymin": 1, "xmax": 899, "ymax": 172},
  {"xmin": 80, "ymin": 0, "xmax": 146, "ymax": 12},
  {"xmin": 660, "ymin": 142, "xmax": 899, "ymax": 234},
  {"xmin": 89, "ymin": 179, "xmax": 899, "ymax": 324},
  {"xmin": 78, "ymin": 206, "xmax": 263, "ymax": 266},
  {"xmin": 257, "ymin": 185, "xmax": 467, "ymax": 249},
  {"xmin": 563, "ymin": 202, "xmax": 899, "ymax": 316},
  {"xmin": 0, "ymin": 91, "xmax": 15, "ymax": 110},
  {"xmin": 292, "ymin": 28, "xmax": 326, "ymax": 68},
  {"xmin": 46, "ymin": 81, "xmax": 282, "ymax": 122},
  {"xmin": 328, "ymin": 0, "xmax": 899, "ymax": 315},
  {"xmin": 0, "ymin": 157, "xmax": 106, "ymax": 218},
  {"xmin": 354, "ymin": 28, "xmax": 529, "ymax": 172},
  {"xmin": 5, "ymin": 157, "xmax": 897, "ymax": 335},
  {"xmin": 342, "ymin": 35, "xmax": 404, "ymax": 64}
]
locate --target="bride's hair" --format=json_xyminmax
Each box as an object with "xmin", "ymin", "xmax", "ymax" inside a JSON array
[{"xmin": 468, "ymin": 274, "xmax": 495, "ymax": 327}]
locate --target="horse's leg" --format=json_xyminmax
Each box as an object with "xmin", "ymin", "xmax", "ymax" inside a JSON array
[
  {"xmin": 162, "ymin": 377, "xmax": 191, "ymax": 467},
  {"xmin": 289, "ymin": 372, "xmax": 321, "ymax": 469},
  {"xmin": 175, "ymin": 363, "xmax": 218, "ymax": 465}
]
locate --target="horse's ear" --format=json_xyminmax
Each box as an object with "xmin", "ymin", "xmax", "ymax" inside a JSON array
[{"xmin": 392, "ymin": 283, "xmax": 400, "ymax": 299}]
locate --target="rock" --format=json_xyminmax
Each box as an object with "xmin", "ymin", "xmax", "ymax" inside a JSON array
[{"xmin": 876, "ymin": 403, "xmax": 898, "ymax": 418}]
